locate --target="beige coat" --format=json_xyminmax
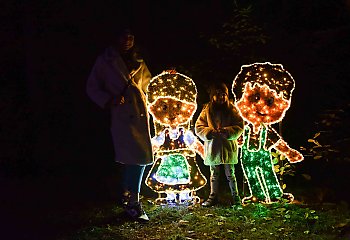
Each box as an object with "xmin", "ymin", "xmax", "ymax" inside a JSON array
[
  {"xmin": 86, "ymin": 47, "xmax": 153, "ymax": 165},
  {"xmin": 195, "ymin": 101, "xmax": 243, "ymax": 166}
]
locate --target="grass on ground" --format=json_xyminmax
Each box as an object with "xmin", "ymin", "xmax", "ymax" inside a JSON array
[{"xmin": 58, "ymin": 198, "xmax": 350, "ymax": 240}]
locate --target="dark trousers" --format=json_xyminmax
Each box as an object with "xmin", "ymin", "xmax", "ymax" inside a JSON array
[
  {"xmin": 121, "ymin": 164, "xmax": 146, "ymax": 202},
  {"xmin": 209, "ymin": 164, "xmax": 239, "ymax": 197}
]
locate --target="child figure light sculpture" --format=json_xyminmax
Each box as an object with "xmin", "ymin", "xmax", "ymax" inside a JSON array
[
  {"xmin": 232, "ymin": 62, "xmax": 304, "ymax": 205},
  {"xmin": 145, "ymin": 70, "xmax": 206, "ymax": 204}
]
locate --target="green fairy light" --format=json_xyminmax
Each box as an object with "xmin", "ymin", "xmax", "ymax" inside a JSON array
[
  {"xmin": 155, "ymin": 154, "xmax": 190, "ymax": 185},
  {"xmin": 232, "ymin": 62, "xmax": 304, "ymax": 205},
  {"xmin": 145, "ymin": 70, "xmax": 207, "ymax": 204},
  {"xmin": 241, "ymin": 125, "xmax": 283, "ymax": 202}
]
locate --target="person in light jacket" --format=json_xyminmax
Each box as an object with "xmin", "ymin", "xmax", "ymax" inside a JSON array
[
  {"xmin": 195, "ymin": 83, "xmax": 243, "ymax": 206},
  {"xmin": 86, "ymin": 29, "xmax": 153, "ymax": 221}
]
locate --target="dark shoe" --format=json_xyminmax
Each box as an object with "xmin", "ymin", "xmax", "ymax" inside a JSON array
[
  {"xmin": 202, "ymin": 195, "xmax": 217, "ymax": 207},
  {"xmin": 124, "ymin": 202, "xmax": 149, "ymax": 222}
]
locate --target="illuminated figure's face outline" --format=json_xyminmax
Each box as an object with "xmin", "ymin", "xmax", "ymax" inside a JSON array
[
  {"xmin": 146, "ymin": 71, "xmax": 198, "ymax": 131},
  {"xmin": 148, "ymin": 96, "xmax": 196, "ymax": 129},
  {"xmin": 236, "ymin": 82, "xmax": 290, "ymax": 132}
]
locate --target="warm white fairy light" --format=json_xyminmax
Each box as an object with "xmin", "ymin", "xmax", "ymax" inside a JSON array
[
  {"xmin": 145, "ymin": 70, "xmax": 206, "ymax": 204},
  {"xmin": 232, "ymin": 62, "xmax": 303, "ymax": 205}
]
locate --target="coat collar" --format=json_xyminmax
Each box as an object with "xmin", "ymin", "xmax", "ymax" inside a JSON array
[
  {"xmin": 103, "ymin": 46, "xmax": 130, "ymax": 83},
  {"xmin": 103, "ymin": 46, "xmax": 144, "ymax": 83}
]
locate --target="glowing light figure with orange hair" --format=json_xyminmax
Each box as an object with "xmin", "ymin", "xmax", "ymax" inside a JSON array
[
  {"xmin": 145, "ymin": 70, "xmax": 206, "ymax": 204},
  {"xmin": 232, "ymin": 62, "xmax": 303, "ymax": 204}
]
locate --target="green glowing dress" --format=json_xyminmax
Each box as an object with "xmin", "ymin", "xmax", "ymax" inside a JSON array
[
  {"xmin": 155, "ymin": 154, "xmax": 190, "ymax": 184},
  {"xmin": 241, "ymin": 125, "xmax": 283, "ymax": 202},
  {"xmin": 146, "ymin": 129, "xmax": 206, "ymax": 194}
]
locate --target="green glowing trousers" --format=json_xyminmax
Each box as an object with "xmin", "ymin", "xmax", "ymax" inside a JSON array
[{"xmin": 241, "ymin": 126, "xmax": 283, "ymax": 201}]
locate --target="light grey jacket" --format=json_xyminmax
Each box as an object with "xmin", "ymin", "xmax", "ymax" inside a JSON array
[
  {"xmin": 195, "ymin": 101, "xmax": 243, "ymax": 166},
  {"xmin": 87, "ymin": 47, "xmax": 153, "ymax": 165}
]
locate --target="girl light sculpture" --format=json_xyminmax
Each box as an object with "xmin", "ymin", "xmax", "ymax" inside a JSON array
[{"xmin": 145, "ymin": 70, "xmax": 206, "ymax": 204}]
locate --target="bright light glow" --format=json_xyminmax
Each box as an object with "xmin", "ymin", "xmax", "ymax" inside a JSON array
[
  {"xmin": 232, "ymin": 62, "xmax": 304, "ymax": 205},
  {"xmin": 145, "ymin": 70, "xmax": 207, "ymax": 204}
]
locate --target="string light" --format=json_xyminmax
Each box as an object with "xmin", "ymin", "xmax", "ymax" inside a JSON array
[
  {"xmin": 232, "ymin": 62, "xmax": 304, "ymax": 205},
  {"xmin": 236, "ymin": 82, "xmax": 290, "ymax": 133},
  {"xmin": 145, "ymin": 70, "xmax": 207, "ymax": 204}
]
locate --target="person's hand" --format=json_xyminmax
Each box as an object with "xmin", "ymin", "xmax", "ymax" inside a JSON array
[
  {"xmin": 108, "ymin": 95, "xmax": 125, "ymax": 106},
  {"xmin": 207, "ymin": 129, "xmax": 219, "ymax": 139},
  {"xmin": 217, "ymin": 128, "xmax": 229, "ymax": 139},
  {"xmin": 116, "ymin": 95, "xmax": 125, "ymax": 105}
]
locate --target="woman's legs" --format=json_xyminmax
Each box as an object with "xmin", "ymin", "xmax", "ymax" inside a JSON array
[
  {"xmin": 122, "ymin": 164, "xmax": 146, "ymax": 203},
  {"xmin": 121, "ymin": 164, "xmax": 148, "ymax": 220}
]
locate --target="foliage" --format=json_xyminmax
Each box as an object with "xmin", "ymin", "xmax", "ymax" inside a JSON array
[
  {"xmin": 301, "ymin": 103, "xmax": 350, "ymax": 163},
  {"xmin": 206, "ymin": 5, "xmax": 268, "ymax": 55},
  {"xmin": 298, "ymin": 102, "xmax": 350, "ymax": 203},
  {"xmin": 272, "ymin": 150, "xmax": 295, "ymax": 190}
]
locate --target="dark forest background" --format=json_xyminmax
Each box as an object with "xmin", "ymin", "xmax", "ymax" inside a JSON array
[{"xmin": 1, "ymin": 0, "xmax": 350, "ymax": 238}]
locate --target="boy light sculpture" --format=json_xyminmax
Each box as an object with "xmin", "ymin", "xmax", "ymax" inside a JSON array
[{"xmin": 232, "ymin": 62, "xmax": 304, "ymax": 204}]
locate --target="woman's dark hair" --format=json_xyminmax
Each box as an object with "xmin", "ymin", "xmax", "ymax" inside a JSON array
[
  {"xmin": 116, "ymin": 27, "xmax": 143, "ymax": 64},
  {"xmin": 116, "ymin": 28, "xmax": 134, "ymax": 38}
]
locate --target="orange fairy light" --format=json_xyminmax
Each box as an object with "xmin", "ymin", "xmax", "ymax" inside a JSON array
[{"xmin": 232, "ymin": 62, "xmax": 304, "ymax": 205}]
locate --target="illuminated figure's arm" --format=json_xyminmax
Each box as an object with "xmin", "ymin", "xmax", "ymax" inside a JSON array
[
  {"xmin": 267, "ymin": 128, "xmax": 304, "ymax": 163},
  {"xmin": 275, "ymin": 140, "xmax": 304, "ymax": 163},
  {"xmin": 184, "ymin": 131, "xmax": 205, "ymax": 159},
  {"xmin": 237, "ymin": 135, "xmax": 244, "ymax": 147},
  {"xmin": 193, "ymin": 138, "xmax": 205, "ymax": 160},
  {"xmin": 151, "ymin": 131, "xmax": 165, "ymax": 153}
]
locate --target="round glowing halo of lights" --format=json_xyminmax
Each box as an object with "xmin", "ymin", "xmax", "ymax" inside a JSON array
[
  {"xmin": 232, "ymin": 62, "xmax": 295, "ymax": 103},
  {"xmin": 147, "ymin": 70, "xmax": 198, "ymax": 127}
]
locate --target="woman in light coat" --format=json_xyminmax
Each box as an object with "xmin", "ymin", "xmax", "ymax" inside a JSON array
[
  {"xmin": 86, "ymin": 29, "xmax": 153, "ymax": 221},
  {"xmin": 195, "ymin": 83, "xmax": 243, "ymax": 206}
]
